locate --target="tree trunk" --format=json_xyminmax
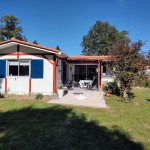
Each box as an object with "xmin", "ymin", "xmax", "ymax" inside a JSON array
[{"xmin": 123, "ymin": 88, "xmax": 128, "ymax": 99}]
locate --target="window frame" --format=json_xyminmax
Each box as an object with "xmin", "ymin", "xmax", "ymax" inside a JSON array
[{"xmin": 7, "ymin": 59, "xmax": 30, "ymax": 78}]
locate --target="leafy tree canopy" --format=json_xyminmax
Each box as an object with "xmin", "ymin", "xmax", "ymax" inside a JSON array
[
  {"xmin": 106, "ymin": 40, "xmax": 148, "ymax": 99},
  {"xmin": 0, "ymin": 15, "xmax": 27, "ymax": 41},
  {"xmin": 147, "ymin": 50, "xmax": 150, "ymax": 65},
  {"xmin": 81, "ymin": 21, "xmax": 130, "ymax": 55}
]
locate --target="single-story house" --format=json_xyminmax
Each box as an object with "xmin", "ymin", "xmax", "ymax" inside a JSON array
[
  {"xmin": 145, "ymin": 66, "xmax": 150, "ymax": 76},
  {"xmin": 0, "ymin": 38, "xmax": 113, "ymax": 95}
]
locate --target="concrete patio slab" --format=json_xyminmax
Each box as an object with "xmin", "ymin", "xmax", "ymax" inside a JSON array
[{"xmin": 49, "ymin": 88, "xmax": 107, "ymax": 108}]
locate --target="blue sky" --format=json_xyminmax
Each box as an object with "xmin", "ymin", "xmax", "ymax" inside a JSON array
[{"xmin": 1, "ymin": 0, "xmax": 150, "ymax": 55}]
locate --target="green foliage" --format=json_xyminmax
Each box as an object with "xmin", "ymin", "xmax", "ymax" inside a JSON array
[
  {"xmin": 107, "ymin": 40, "xmax": 148, "ymax": 99},
  {"xmin": 0, "ymin": 15, "xmax": 27, "ymax": 41},
  {"xmin": 57, "ymin": 85, "xmax": 63, "ymax": 89},
  {"xmin": 147, "ymin": 50, "xmax": 150, "ymax": 65},
  {"xmin": 102, "ymin": 81, "xmax": 120, "ymax": 95},
  {"xmin": 35, "ymin": 93, "xmax": 43, "ymax": 100},
  {"xmin": 142, "ymin": 77, "xmax": 150, "ymax": 87},
  {"xmin": 81, "ymin": 20, "xmax": 129, "ymax": 55}
]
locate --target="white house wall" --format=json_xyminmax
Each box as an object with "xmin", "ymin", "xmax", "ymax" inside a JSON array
[
  {"xmin": 0, "ymin": 46, "xmax": 54, "ymax": 95},
  {"xmin": 7, "ymin": 78, "xmax": 29, "ymax": 94},
  {"xmin": 0, "ymin": 78, "xmax": 5, "ymax": 93},
  {"xmin": 31, "ymin": 55, "xmax": 53, "ymax": 94},
  {"xmin": 102, "ymin": 77, "xmax": 113, "ymax": 84}
]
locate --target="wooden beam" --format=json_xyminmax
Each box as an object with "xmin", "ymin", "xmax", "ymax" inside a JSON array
[
  {"xmin": 53, "ymin": 55, "xmax": 56, "ymax": 93},
  {"xmin": 98, "ymin": 61, "xmax": 101, "ymax": 91},
  {"xmin": 5, "ymin": 78, "xmax": 7, "ymax": 92}
]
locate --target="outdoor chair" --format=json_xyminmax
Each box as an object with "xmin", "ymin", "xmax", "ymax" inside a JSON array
[
  {"xmin": 86, "ymin": 77, "xmax": 98, "ymax": 90},
  {"xmin": 65, "ymin": 81, "xmax": 74, "ymax": 90}
]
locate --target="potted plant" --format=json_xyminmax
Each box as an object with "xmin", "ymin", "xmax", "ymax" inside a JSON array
[{"xmin": 57, "ymin": 85, "xmax": 64, "ymax": 98}]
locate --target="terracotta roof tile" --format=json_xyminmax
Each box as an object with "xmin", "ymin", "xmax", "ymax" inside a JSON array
[
  {"xmin": 68, "ymin": 56, "xmax": 110, "ymax": 60},
  {"xmin": 0, "ymin": 38, "xmax": 59, "ymax": 53}
]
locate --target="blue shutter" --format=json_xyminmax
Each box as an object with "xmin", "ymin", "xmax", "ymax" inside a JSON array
[
  {"xmin": 0, "ymin": 60, "xmax": 6, "ymax": 78},
  {"xmin": 31, "ymin": 59, "xmax": 43, "ymax": 78}
]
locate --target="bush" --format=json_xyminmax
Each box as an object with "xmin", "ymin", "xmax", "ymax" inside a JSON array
[
  {"xmin": 35, "ymin": 93, "xmax": 43, "ymax": 100},
  {"xmin": 142, "ymin": 77, "xmax": 150, "ymax": 87},
  {"xmin": 102, "ymin": 81, "xmax": 120, "ymax": 96}
]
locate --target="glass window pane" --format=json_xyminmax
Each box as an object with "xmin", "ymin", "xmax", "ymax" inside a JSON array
[
  {"xmin": 87, "ymin": 65, "xmax": 97, "ymax": 80},
  {"xmin": 20, "ymin": 61, "xmax": 29, "ymax": 66},
  {"xmin": 19, "ymin": 66, "xmax": 29, "ymax": 76},
  {"xmin": 19, "ymin": 61, "xmax": 29, "ymax": 76},
  {"xmin": 103, "ymin": 66, "xmax": 106, "ymax": 73},
  {"xmin": 75, "ymin": 65, "xmax": 86, "ymax": 81},
  {"xmin": 9, "ymin": 61, "xmax": 19, "ymax": 66},
  {"xmin": 8, "ymin": 60, "xmax": 30, "ymax": 76},
  {"xmin": 9, "ymin": 66, "xmax": 18, "ymax": 76}
]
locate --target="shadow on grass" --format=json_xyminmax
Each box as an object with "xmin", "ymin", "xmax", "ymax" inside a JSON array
[
  {"xmin": 0, "ymin": 105, "xmax": 144, "ymax": 150},
  {"xmin": 0, "ymin": 94, "xmax": 4, "ymax": 98},
  {"xmin": 146, "ymin": 99, "xmax": 150, "ymax": 102}
]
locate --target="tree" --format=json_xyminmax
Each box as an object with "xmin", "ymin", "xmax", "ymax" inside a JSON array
[
  {"xmin": 0, "ymin": 15, "xmax": 27, "ymax": 41},
  {"xmin": 81, "ymin": 21, "xmax": 130, "ymax": 55},
  {"xmin": 56, "ymin": 46, "xmax": 60, "ymax": 51},
  {"xmin": 33, "ymin": 40, "xmax": 38, "ymax": 44},
  {"xmin": 147, "ymin": 50, "xmax": 150, "ymax": 65},
  {"xmin": 106, "ymin": 40, "xmax": 148, "ymax": 99},
  {"xmin": 0, "ymin": 25, "xmax": 4, "ymax": 41}
]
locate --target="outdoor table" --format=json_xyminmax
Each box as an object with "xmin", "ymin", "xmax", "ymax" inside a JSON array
[{"xmin": 79, "ymin": 80, "xmax": 92, "ymax": 88}]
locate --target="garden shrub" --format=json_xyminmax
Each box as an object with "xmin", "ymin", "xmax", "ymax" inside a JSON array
[
  {"xmin": 35, "ymin": 93, "xmax": 43, "ymax": 100},
  {"xmin": 102, "ymin": 81, "xmax": 120, "ymax": 96},
  {"xmin": 142, "ymin": 77, "xmax": 150, "ymax": 87}
]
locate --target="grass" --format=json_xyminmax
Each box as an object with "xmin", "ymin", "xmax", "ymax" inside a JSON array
[{"xmin": 0, "ymin": 88, "xmax": 150, "ymax": 150}]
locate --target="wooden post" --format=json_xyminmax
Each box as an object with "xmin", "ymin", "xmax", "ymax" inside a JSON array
[
  {"xmin": 5, "ymin": 78, "xmax": 7, "ymax": 92},
  {"xmin": 53, "ymin": 55, "xmax": 56, "ymax": 93},
  {"xmin": 98, "ymin": 60, "xmax": 101, "ymax": 91}
]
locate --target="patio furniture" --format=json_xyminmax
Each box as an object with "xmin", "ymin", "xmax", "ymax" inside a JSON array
[
  {"xmin": 65, "ymin": 81, "xmax": 74, "ymax": 90},
  {"xmin": 86, "ymin": 77, "xmax": 98, "ymax": 90},
  {"xmin": 79, "ymin": 80, "xmax": 92, "ymax": 89}
]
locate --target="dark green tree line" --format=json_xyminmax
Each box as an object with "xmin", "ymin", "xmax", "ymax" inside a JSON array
[
  {"xmin": 81, "ymin": 21, "xmax": 130, "ymax": 55},
  {"xmin": 0, "ymin": 15, "xmax": 27, "ymax": 41}
]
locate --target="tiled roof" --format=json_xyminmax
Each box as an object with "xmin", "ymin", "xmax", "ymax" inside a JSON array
[
  {"xmin": 68, "ymin": 56, "xmax": 110, "ymax": 60},
  {"xmin": 0, "ymin": 37, "xmax": 60, "ymax": 53}
]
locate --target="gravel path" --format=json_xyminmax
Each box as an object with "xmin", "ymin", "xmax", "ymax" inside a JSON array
[{"xmin": 49, "ymin": 88, "xmax": 107, "ymax": 108}]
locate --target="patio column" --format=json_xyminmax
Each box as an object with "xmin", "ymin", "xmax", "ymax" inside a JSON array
[
  {"xmin": 98, "ymin": 60, "xmax": 101, "ymax": 91},
  {"xmin": 53, "ymin": 55, "xmax": 56, "ymax": 93}
]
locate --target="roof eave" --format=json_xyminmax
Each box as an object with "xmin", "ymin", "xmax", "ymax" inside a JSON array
[{"xmin": 0, "ymin": 41, "xmax": 60, "ymax": 55}]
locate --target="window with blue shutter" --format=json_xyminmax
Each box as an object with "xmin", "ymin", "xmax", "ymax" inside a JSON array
[
  {"xmin": 31, "ymin": 59, "xmax": 43, "ymax": 78},
  {"xmin": 0, "ymin": 60, "xmax": 6, "ymax": 78}
]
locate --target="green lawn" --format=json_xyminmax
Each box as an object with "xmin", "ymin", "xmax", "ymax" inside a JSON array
[{"xmin": 0, "ymin": 88, "xmax": 150, "ymax": 150}]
